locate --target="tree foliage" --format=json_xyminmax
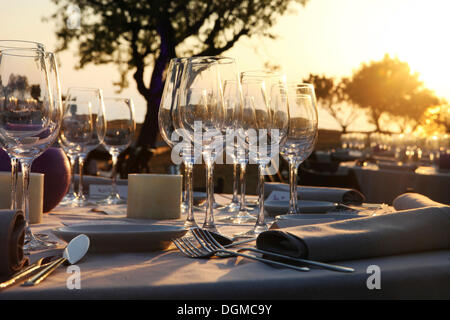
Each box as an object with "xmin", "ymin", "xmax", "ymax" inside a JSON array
[
  {"xmin": 344, "ymin": 54, "xmax": 440, "ymax": 132},
  {"xmin": 304, "ymin": 74, "xmax": 359, "ymax": 132},
  {"xmin": 49, "ymin": 0, "xmax": 308, "ymax": 173}
]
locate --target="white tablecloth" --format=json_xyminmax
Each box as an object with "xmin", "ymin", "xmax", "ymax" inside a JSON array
[{"xmin": 1, "ymin": 194, "xmax": 449, "ymax": 300}]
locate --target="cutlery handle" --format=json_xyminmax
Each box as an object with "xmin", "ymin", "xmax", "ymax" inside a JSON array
[
  {"xmin": 238, "ymin": 247, "xmax": 354, "ymax": 273},
  {"xmin": 21, "ymin": 257, "xmax": 66, "ymax": 287},
  {"xmin": 0, "ymin": 263, "xmax": 43, "ymax": 289},
  {"xmin": 221, "ymin": 249, "xmax": 309, "ymax": 272}
]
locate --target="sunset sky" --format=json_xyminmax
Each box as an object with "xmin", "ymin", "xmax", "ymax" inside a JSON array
[{"xmin": 1, "ymin": 0, "xmax": 449, "ymax": 131}]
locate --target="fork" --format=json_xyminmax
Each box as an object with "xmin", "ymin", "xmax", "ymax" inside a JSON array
[
  {"xmin": 193, "ymin": 228, "xmax": 354, "ymax": 273},
  {"xmin": 173, "ymin": 229, "xmax": 310, "ymax": 272}
]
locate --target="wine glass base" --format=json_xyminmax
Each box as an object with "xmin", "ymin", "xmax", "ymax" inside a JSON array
[
  {"xmin": 184, "ymin": 219, "xmax": 198, "ymax": 229},
  {"xmin": 218, "ymin": 202, "xmax": 240, "ymax": 214},
  {"xmin": 233, "ymin": 224, "xmax": 268, "ymax": 239},
  {"xmin": 98, "ymin": 195, "xmax": 126, "ymax": 205},
  {"xmin": 24, "ymin": 236, "xmax": 57, "ymax": 253},
  {"xmin": 202, "ymin": 222, "xmax": 218, "ymax": 234},
  {"xmin": 217, "ymin": 212, "xmax": 257, "ymax": 224}
]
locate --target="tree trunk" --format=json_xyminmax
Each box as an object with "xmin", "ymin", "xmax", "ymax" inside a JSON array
[{"xmin": 119, "ymin": 19, "xmax": 176, "ymax": 175}]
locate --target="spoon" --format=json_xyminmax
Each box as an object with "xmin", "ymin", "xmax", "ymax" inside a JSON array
[
  {"xmin": 0, "ymin": 255, "xmax": 57, "ymax": 290},
  {"xmin": 22, "ymin": 234, "xmax": 90, "ymax": 287}
]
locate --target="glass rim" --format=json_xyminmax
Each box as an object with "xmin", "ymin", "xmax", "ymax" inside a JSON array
[
  {"xmin": 67, "ymin": 86, "xmax": 103, "ymax": 93},
  {"xmin": 0, "ymin": 47, "xmax": 45, "ymax": 57},
  {"xmin": 241, "ymin": 70, "xmax": 284, "ymax": 78},
  {"xmin": 0, "ymin": 39, "xmax": 45, "ymax": 50}
]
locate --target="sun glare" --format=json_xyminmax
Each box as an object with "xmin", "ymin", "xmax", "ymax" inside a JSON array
[{"xmin": 382, "ymin": 1, "xmax": 450, "ymax": 98}]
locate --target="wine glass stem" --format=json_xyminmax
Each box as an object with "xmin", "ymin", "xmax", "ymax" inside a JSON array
[
  {"xmin": 78, "ymin": 154, "xmax": 87, "ymax": 199},
  {"xmin": 10, "ymin": 156, "xmax": 19, "ymax": 210},
  {"xmin": 288, "ymin": 161, "xmax": 300, "ymax": 215},
  {"xmin": 239, "ymin": 162, "xmax": 247, "ymax": 212},
  {"xmin": 184, "ymin": 160, "xmax": 195, "ymax": 224},
  {"xmin": 68, "ymin": 154, "xmax": 77, "ymax": 197},
  {"xmin": 255, "ymin": 164, "xmax": 267, "ymax": 228},
  {"xmin": 231, "ymin": 162, "xmax": 239, "ymax": 204},
  {"xmin": 110, "ymin": 152, "xmax": 119, "ymax": 197},
  {"xmin": 203, "ymin": 160, "xmax": 215, "ymax": 230},
  {"xmin": 19, "ymin": 159, "xmax": 33, "ymax": 234}
]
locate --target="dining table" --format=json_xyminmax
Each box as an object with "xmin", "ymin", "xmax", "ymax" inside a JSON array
[
  {"xmin": 340, "ymin": 162, "xmax": 450, "ymax": 205},
  {"xmin": 1, "ymin": 193, "xmax": 449, "ymax": 300}
]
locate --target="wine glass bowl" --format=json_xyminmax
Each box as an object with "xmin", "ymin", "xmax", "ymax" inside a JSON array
[
  {"xmin": 280, "ymin": 82, "xmax": 318, "ymax": 215},
  {"xmin": 64, "ymin": 87, "xmax": 105, "ymax": 206},
  {"xmin": 99, "ymin": 97, "xmax": 135, "ymax": 205},
  {"xmin": 0, "ymin": 48, "xmax": 62, "ymax": 251}
]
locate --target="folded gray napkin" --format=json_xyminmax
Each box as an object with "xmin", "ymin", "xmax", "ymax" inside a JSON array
[
  {"xmin": 0, "ymin": 210, "xmax": 28, "ymax": 281},
  {"xmin": 393, "ymin": 193, "xmax": 446, "ymax": 211},
  {"xmin": 264, "ymin": 182, "xmax": 365, "ymax": 204},
  {"xmin": 257, "ymin": 206, "xmax": 450, "ymax": 262}
]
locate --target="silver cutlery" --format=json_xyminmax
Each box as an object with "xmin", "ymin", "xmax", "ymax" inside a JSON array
[
  {"xmin": 0, "ymin": 255, "xmax": 57, "ymax": 290},
  {"xmin": 173, "ymin": 229, "xmax": 309, "ymax": 272},
  {"xmin": 22, "ymin": 234, "xmax": 90, "ymax": 287},
  {"xmin": 235, "ymin": 247, "xmax": 354, "ymax": 273},
  {"xmin": 193, "ymin": 228, "xmax": 354, "ymax": 273}
]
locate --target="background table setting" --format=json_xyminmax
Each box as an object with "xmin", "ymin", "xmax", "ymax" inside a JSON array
[{"xmin": 0, "ymin": 43, "xmax": 449, "ymax": 301}]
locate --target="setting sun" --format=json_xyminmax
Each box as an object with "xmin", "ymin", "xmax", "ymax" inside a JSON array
[{"xmin": 381, "ymin": 0, "xmax": 450, "ymax": 100}]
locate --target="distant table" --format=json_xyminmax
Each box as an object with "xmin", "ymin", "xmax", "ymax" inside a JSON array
[
  {"xmin": 1, "ymin": 194, "xmax": 449, "ymax": 300},
  {"xmin": 340, "ymin": 162, "xmax": 450, "ymax": 205}
]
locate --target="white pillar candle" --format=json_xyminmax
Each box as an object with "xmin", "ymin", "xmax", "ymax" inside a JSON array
[
  {"xmin": 0, "ymin": 172, "xmax": 44, "ymax": 224},
  {"xmin": 127, "ymin": 174, "xmax": 182, "ymax": 220}
]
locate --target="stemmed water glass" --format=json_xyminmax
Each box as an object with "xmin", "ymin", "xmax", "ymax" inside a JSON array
[
  {"xmin": 58, "ymin": 135, "xmax": 80, "ymax": 205},
  {"xmin": 0, "ymin": 48, "xmax": 62, "ymax": 251},
  {"xmin": 65, "ymin": 87, "xmax": 106, "ymax": 206},
  {"xmin": 235, "ymin": 71, "xmax": 289, "ymax": 237},
  {"xmin": 99, "ymin": 97, "xmax": 135, "ymax": 205},
  {"xmin": 215, "ymin": 57, "xmax": 242, "ymax": 215},
  {"xmin": 280, "ymin": 83, "xmax": 318, "ymax": 215},
  {"xmin": 178, "ymin": 57, "xmax": 225, "ymax": 233},
  {"xmin": 159, "ymin": 57, "xmax": 199, "ymax": 228},
  {"xmin": 0, "ymin": 40, "xmax": 46, "ymax": 211}
]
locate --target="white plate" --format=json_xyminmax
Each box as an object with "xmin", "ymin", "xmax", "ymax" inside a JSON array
[
  {"xmin": 265, "ymin": 200, "xmax": 338, "ymax": 216},
  {"xmin": 52, "ymin": 224, "xmax": 188, "ymax": 253}
]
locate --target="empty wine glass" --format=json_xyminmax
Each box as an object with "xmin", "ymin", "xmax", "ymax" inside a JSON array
[
  {"xmin": 0, "ymin": 48, "xmax": 62, "ymax": 251},
  {"xmin": 280, "ymin": 83, "xmax": 318, "ymax": 215},
  {"xmin": 214, "ymin": 57, "xmax": 242, "ymax": 215},
  {"xmin": 178, "ymin": 57, "xmax": 225, "ymax": 233},
  {"xmin": 65, "ymin": 87, "xmax": 106, "ymax": 206},
  {"xmin": 58, "ymin": 136, "xmax": 80, "ymax": 205},
  {"xmin": 159, "ymin": 57, "xmax": 198, "ymax": 228},
  {"xmin": 99, "ymin": 97, "xmax": 135, "ymax": 205},
  {"xmin": 0, "ymin": 40, "xmax": 45, "ymax": 211},
  {"xmin": 235, "ymin": 71, "xmax": 289, "ymax": 237},
  {"xmin": 60, "ymin": 91, "xmax": 94, "ymax": 206}
]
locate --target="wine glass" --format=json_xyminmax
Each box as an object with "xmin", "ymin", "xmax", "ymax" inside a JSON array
[
  {"xmin": 0, "ymin": 48, "xmax": 62, "ymax": 251},
  {"xmin": 235, "ymin": 71, "xmax": 289, "ymax": 237},
  {"xmin": 60, "ymin": 91, "xmax": 94, "ymax": 206},
  {"xmin": 65, "ymin": 87, "xmax": 106, "ymax": 206},
  {"xmin": 99, "ymin": 97, "xmax": 135, "ymax": 205},
  {"xmin": 214, "ymin": 57, "xmax": 242, "ymax": 215},
  {"xmin": 0, "ymin": 40, "xmax": 45, "ymax": 211},
  {"xmin": 58, "ymin": 135, "xmax": 80, "ymax": 205},
  {"xmin": 158, "ymin": 57, "xmax": 199, "ymax": 228},
  {"xmin": 178, "ymin": 57, "xmax": 225, "ymax": 233},
  {"xmin": 280, "ymin": 83, "xmax": 318, "ymax": 215}
]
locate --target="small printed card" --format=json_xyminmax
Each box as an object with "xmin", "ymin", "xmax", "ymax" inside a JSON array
[
  {"xmin": 89, "ymin": 184, "xmax": 128, "ymax": 199},
  {"xmin": 266, "ymin": 191, "xmax": 290, "ymax": 202}
]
